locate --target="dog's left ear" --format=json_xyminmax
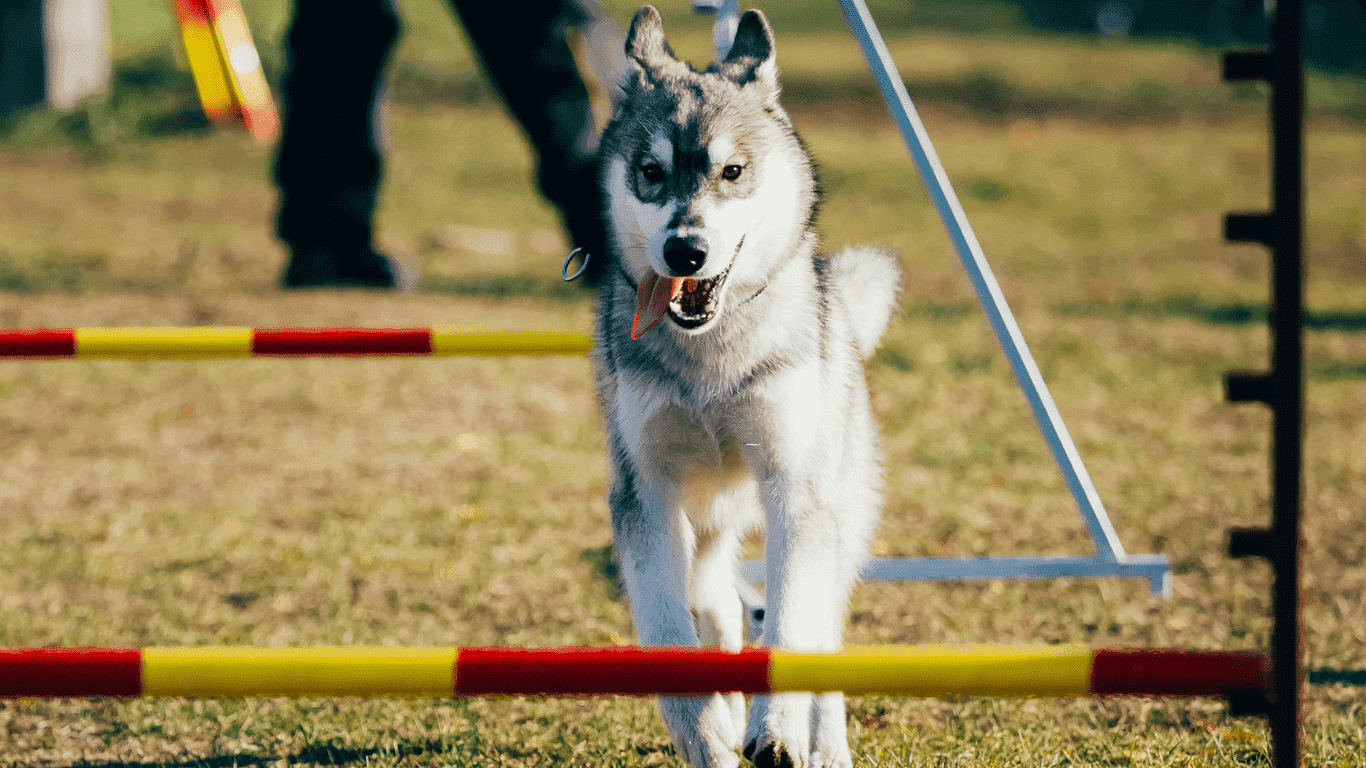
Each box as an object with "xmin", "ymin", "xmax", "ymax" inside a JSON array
[
  {"xmin": 625, "ymin": 6, "xmax": 676, "ymax": 76},
  {"xmin": 720, "ymin": 9, "xmax": 778, "ymax": 94}
]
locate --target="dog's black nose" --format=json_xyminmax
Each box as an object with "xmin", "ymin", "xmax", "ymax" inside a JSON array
[{"xmin": 663, "ymin": 236, "xmax": 707, "ymax": 276}]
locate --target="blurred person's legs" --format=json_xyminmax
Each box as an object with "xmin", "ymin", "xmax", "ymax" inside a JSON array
[
  {"xmin": 274, "ymin": 0, "xmax": 610, "ymax": 289},
  {"xmin": 450, "ymin": 0, "xmax": 608, "ymax": 285},
  {"xmin": 274, "ymin": 0, "xmax": 403, "ymax": 288}
]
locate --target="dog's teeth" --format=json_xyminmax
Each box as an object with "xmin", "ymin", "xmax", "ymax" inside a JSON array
[{"xmin": 664, "ymin": 268, "xmax": 729, "ymax": 327}]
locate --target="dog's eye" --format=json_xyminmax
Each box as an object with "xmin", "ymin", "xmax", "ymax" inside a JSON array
[
  {"xmin": 721, "ymin": 165, "xmax": 744, "ymax": 181},
  {"xmin": 639, "ymin": 163, "xmax": 665, "ymax": 184}
]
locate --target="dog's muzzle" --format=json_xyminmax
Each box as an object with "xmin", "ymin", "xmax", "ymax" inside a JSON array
[{"xmin": 631, "ymin": 235, "xmax": 746, "ymax": 339}]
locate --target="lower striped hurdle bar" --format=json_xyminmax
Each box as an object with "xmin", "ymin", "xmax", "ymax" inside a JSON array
[
  {"xmin": 0, "ymin": 646, "xmax": 1268, "ymax": 699},
  {"xmin": 0, "ymin": 328, "xmax": 592, "ymax": 359}
]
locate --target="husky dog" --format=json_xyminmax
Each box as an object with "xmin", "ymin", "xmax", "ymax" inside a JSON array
[{"xmin": 592, "ymin": 6, "xmax": 901, "ymax": 767}]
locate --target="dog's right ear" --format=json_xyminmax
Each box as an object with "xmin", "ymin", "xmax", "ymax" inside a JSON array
[{"xmin": 625, "ymin": 5, "xmax": 676, "ymax": 78}]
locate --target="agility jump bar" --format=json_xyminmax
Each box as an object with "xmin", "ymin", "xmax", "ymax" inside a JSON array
[
  {"xmin": 0, "ymin": 328, "xmax": 592, "ymax": 359},
  {"xmin": 0, "ymin": 645, "xmax": 1268, "ymax": 699}
]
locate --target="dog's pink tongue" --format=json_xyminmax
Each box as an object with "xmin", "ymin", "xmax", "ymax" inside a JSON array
[{"xmin": 632, "ymin": 274, "xmax": 685, "ymax": 340}]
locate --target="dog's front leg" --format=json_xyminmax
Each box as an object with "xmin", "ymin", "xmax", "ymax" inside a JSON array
[
  {"xmin": 613, "ymin": 475, "xmax": 742, "ymax": 768},
  {"xmin": 742, "ymin": 475, "xmax": 856, "ymax": 768}
]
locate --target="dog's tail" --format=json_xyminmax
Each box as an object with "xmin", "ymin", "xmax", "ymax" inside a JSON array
[{"xmin": 828, "ymin": 246, "xmax": 902, "ymax": 359}]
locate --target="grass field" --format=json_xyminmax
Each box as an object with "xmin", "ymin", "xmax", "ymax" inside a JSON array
[{"xmin": 1, "ymin": 0, "xmax": 1364, "ymax": 765}]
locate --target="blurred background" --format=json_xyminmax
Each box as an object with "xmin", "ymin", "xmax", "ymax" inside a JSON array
[
  {"xmin": 3, "ymin": 0, "xmax": 1366, "ymax": 145},
  {"xmin": 1, "ymin": 0, "xmax": 1364, "ymax": 296}
]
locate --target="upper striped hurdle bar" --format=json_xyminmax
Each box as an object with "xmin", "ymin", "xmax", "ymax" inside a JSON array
[
  {"xmin": 0, "ymin": 645, "xmax": 1268, "ymax": 699},
  {"xmin": 0, "ymin": 327, "xmax": 592, "ymax": 359}
]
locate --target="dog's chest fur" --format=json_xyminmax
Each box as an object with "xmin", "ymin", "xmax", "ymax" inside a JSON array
[{"xmin": 595, "ymin": 259, "xmax": 857, "ymax": 511}]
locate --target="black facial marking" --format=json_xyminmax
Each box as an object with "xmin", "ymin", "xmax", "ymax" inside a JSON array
[
  {"xmin": 619, "ymin": 78, "xmax": 770, "ymax": 208},
  {"xmin": 669, "ymin": 205, "xmax": 707, "ymax": 231}
]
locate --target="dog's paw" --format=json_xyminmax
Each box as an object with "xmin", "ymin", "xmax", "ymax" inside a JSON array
[
  {"xmin": 659, "ymin": 694, "xmax": 743, "ymax": 768},
  {"xmin": 743, "ymin": 737, "xmax": 850, "ymax": 768},
  {"xmin": 806, "ymin": 745, "xmax": 853, "ymax": 768},
  {"xmin": 744, "ymin": 741, "xmax": 801, "ymax": 768},
  {"xmin": 743, "ymin": 693, "xmax": 812, "ymax": 768},
  {"xmin": 743, "ymin": 692, "xmax": 852, "ymax": 768}
]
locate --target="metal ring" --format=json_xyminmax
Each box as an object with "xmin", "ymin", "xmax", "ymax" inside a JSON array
[{"xmin": 561, "ymin": 248, "xmax": 590, "ymax": 282}]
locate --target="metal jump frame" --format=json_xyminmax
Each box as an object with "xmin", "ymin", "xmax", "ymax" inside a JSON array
[
  {"xmin": 696, "ymin": 0, "xmax": 1170, "ymax": 597},
  {"xmin": 693, "ymin": 0, "xmax": 1307, "ymax": 764},
  {"xmin": 1221, "ymin": 2, "xmax": 1307, "ymax": 767}
]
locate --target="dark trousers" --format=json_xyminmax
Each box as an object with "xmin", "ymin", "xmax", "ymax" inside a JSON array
[{"xmin": 273, "ymin": 0, "xmax": 604, "ymax": 282}]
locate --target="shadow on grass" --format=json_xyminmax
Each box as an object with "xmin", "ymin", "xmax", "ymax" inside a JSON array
[
  {"xmin": 1315, "ymin": 362, "xmax": 1366, "ymax": 381},
  {"xmin": 68, "ymin": 739, "xmax": 453, "ymax": 768},
  {"xmin": 782, "ymin": 70, "xmax": 1366, "ymax": 125},
  {"xmin": 288, "ymin": 741, "xmax": 452, "ymax": 766},
  {"xmin": 1057, "ymin": 295, "xmax": 1366, "ymax": 332},
  {"xmin": 420, "ymin": 273, "xmax": 592, "ymax": 302},
  {"xmin": 902, "ymin": 296, "xmax": 1366, "ymax": 333},
  {"xmin": 384, "ymin": 64, "xmax": 1366, "ymax": 127},
  {"xmin": 0, "ymin": 251, "xmax": 173, "ymax": 294},
  {"xmin": 68, "ymin": 756, "xmax": 273, "ymax": 768},
  {"xmin": 580, "ymin": 545, "xmax": 623, "ymax": 602},
  {"xmin": 888, "ymin": 297, "xmax": 1366, "ymax": 380}
]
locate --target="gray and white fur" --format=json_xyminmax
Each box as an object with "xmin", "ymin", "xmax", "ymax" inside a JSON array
[{"xmin": 592, "ymin": 7, "xmax": 901, "ymax": 767}]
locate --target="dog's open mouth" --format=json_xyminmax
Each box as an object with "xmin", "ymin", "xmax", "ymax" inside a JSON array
[
  {"xmin": 667, "ymin": 267, "xmax": 729, "ymax": 328},
  {"xmin": 631, "ymin": 266, "xmax": 731, "ymax": 339}
]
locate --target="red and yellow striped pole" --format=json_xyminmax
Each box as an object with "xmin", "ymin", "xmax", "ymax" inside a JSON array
[
  {"xmin": 0, "ymin": 328, "xmax": 592, "ymax": 359},
  {"xmin": 173, "ymin": 0, "xmax": 236, "ymax": 125},
  {"xmin": 0, "ymin": 646, "xmax": 1269, "ymax": 699},
  {"xmin": 172, "ymin": 0, "xmax": 279, "ymax": 141}
]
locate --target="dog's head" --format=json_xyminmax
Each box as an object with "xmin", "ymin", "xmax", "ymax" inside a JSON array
[{"xmin": 600, "ymin": 5, "xmax": 817, "ymax": 339}]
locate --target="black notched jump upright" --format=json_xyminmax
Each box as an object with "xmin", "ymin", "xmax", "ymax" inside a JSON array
[{"xmin": 1220, "ymin": 1, "xmax": 1306, "ymax": 767}]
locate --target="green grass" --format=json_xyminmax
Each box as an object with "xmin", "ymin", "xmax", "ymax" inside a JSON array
[{"xmin": 1, "ymin": 3, "xmax": 1365, "ymax": 766}]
